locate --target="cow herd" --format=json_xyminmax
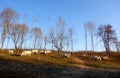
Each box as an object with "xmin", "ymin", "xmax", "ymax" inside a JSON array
[
  {"xmin": 7, "ymin": 50, "xmax": 71, "ymax": 58},
  {"xmin": 83, "ymin": 54, "xmax": 109, "ymax": 61},
  {"xmin": 7, "ymin": 50, "xmax": 110, "ymax": 61},
  {"xmin": 21, "ymin": 50, "xmax": 32, "ymax": 56},
  {"xmin": 92, "ymin": 55, "xmax": 110, "ymax": 61},
  {"xmin": 8, "ymin": 49, "xmax": 52, "ymax": 56}
]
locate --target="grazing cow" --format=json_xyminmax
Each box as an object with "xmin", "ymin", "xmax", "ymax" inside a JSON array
[
  {"xmin": 21, "ymin": 51, "xmax": 32, "ymax": 56},
  {"xmin": 60, "ymin": 53, "xmax": 71, "ymax": 58},
  {"xmin": 8, "ymin": 50, "xmax": 14, "ymax": 54},
  {"xmin": 102, "ymin": 56, "xmax": 109, "ymax": 61},
  {"xmin": 92, "ymin": 56, "xmax": 102, "ymax": 61},
  {"xmin": 44, "ymin": 50, "xmax": 51, "ymax": 54},
  {"xmin": 31, "ymin": 50, "xmax": 38, "ymax": 54},
  {"xmin": 38, "ymin": 50, "xmax": 51, "ymax": 54},
  {"xmin": 39, "ymin": 50, "xmax": 44, "ymax": 54}
]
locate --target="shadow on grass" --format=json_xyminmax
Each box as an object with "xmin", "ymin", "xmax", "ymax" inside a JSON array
[
  {"xmin": 0, "ymin": 56, "xmax": 120, "ymax": 78},
  {"xmin": 11, "ymin": 54, "xmax": 20, "ymax": 56}
]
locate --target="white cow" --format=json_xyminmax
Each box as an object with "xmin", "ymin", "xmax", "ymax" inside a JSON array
[
  {"xmin": 92, "ymin": 56, "xmax": 102, "ymax": 61},
  {"xmin": 21, "ymin": 51, "xmax": 32, "ymax": 56},
  {"xmin": 60, "ymin": 53, "xmax": 71, "ymax": 58},
  {"xmin": 44, "ymin": 50, "xmax": 51, "ymax": 54},
  {"xmin": 31, "ymin": 50, "xmax": 38, "ymax": 54},
  {"xmin": 38, "ymin": 50, "xmax": 51, "ymax": 54},
  {"xmin": 102, "ymin": 56, "xmax": 109, "ymax": 61},
  {"xmin": 39, "ymin": 50, "xmax": 44, "ymax": 54},
  {"xmin": 8, "ymin": 50, "xmax": 14, "ymax": 54}
]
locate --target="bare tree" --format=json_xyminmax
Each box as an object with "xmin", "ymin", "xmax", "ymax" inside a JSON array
[
  {"xmin": 68, "ymin": 27, "xmax": 74, "ymax": 52},
  {"xmin": 57, "ymin": 16, "xmax": 66, "ymax": 51},
  {"xmin": 49, "ymin": 27, "xmax": 54, "ymax": 49},
  {"xmin": 44, "ymin": 35, "xmax": 48, "ymax": 51},
  {"xmin": 31, "ymin": 27, "xmax": 42, "ymax": 49},
  {"xmin": 49, "ymin": 26, "xmax": 60, "ymax": 51},
  {"xmin": 96, "ymin": 25, "xmax": 116, "ymax": 55},
  {"xmin": 49, "ymin": 16, "xmax": 66, "ymax": 52},
  {"xmin": 65, "ymin": 34, "xmax": 70, "ymax": 51},
  {"xmin": 0, "ymin": 7, "xmax": 18, "ymax": 49},
  {"xmin": 84, "ymin": 22, "xmax": 88, "ymax": 52},
  {"xmin": 10, "ymin": 23, "xmax": 28, "ymax": 50},
  {"xmin": 111, "ymin": 38, "xmax": 120, "ymax": 52},
  {"xmin": 22, "ymin": 13, "xmax": 28, "ymax": 49},
  {"xmin": 85, "ymin": 22, "xmax": 95, "ymax": 52}
]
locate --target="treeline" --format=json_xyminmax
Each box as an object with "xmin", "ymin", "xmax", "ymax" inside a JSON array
[
  {"xmin": 0, "ymin": 7, "xmax": 73, "ymax": 52},
  {"xmin": 84, "ymin": 22, "xmax": 120, "ymax": 55},
  {"xmin": 0, "ymin": 7, "xmax": 120, "ymax": 54}
]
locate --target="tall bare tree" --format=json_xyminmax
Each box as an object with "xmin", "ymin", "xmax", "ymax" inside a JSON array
[
  {"xmin": 68, "ymin": 27, "xmax": 74, "ymax": 52},
  {"xmin": 10, "ymin": 23, "xmax": 28, "ymax": 50},
  {"xmin": 65, "ymin": 34, "xmax": 70, "ymax": 51},
  {"xmin": 49, "ymin": 16, "xmax": 66, "ymax": 52},
  {"xmin": 84, "ymin": 23, "xmax": 88, "ymax": 52},
  {"xmin": 58, "ymin": 16, "xmax": 66, "ymax": 51},
  {"xmin": 85, "ymin": 22, "xmax": 95, "ymax": 52},
  {"xmin": 96, "ymin": 25, "xmax": 116, "ymax": 55},
  {"xmin": 111, "ymin": 37, "xmax": 120, "ymax": 52},
  {"xmin": 44, "ymin": 35, "xmax": 48, "ymax": 51},
  {"xmin": 31, "ymin": 27, "xmax": 42, "ymax": 49},
  {"xmin": 49, "ymin": 27, "xmax": 55, "ymax": 49},
  {"xmin": 0, "ymin": 7, "xmax": 18, "ymax": 49},
  {"xmin": 22, "ymin": 13, "xmax": 28, "ymax": 49}
]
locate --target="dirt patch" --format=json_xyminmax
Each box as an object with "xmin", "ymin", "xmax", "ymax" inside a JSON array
[{"xmin": 72, "ymin": 57, "xmax": 92, "ymax": 69}]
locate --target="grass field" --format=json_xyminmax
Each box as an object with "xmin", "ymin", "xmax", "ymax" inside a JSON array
[{"xmin": 0, "ymin": 50, "xmax": 120, "ymax": 78}]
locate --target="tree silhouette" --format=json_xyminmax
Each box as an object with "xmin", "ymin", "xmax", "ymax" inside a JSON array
[
  {"xmin": 10, "ymin": 23, "xmax": 28, "ymax": 49},
  {"xmin": 97, "ymin": 25, "xmax": 117, "ymax": 55},
  {"xmin": 0, "ymin": 7, "xmax": 18, "ymax": 49},
  {"xmin": 49, "ymin": 16, "xmax": 66, "ymax": 52}
]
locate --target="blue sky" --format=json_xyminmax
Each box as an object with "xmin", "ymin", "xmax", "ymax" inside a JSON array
[{"xmin": 0, "ymin": 0, "xmax": 120, "ymax": 51}]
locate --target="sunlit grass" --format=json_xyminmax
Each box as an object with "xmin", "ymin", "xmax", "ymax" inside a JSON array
[
  {"xmin": 0, "ymin": 52, "xmax": 81, "ymax": 68},
  {"xmin": 0, "ymin": 51, "xmax": 120, "ymax": 69}
]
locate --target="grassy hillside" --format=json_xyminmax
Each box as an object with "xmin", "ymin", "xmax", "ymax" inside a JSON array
[{"xmin": 0, "ymin": 50, "xmax": 120, "ymax": 78}]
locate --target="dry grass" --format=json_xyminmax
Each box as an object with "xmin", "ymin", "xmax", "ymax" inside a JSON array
[
  {"xmin": 73, "ymin": 52, "xmax": 120, "ymax": 69},
  {"xmin": 0, "ymin": 50, "xmax": 120, "ymax": 78}
]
